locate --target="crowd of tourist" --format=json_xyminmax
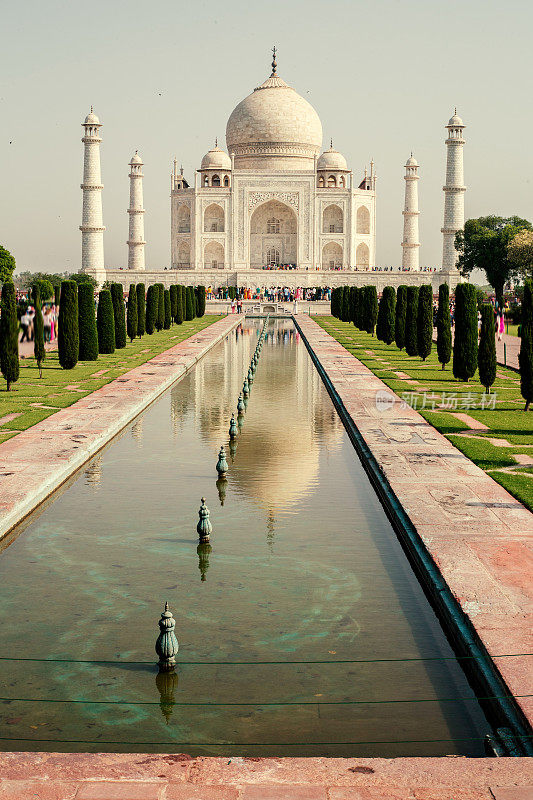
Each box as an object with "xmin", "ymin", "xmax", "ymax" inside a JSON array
[
  {"xmin": 207, "ymin": 286, "xmax": 332, "ymax": 303},
  {"xmin": 18, "ymin": 304, "xmax": 58, "ymax": 343}
]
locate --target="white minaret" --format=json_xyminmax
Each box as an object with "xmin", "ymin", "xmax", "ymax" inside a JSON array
[
  {"xmin": 441, "ymin": 110, "xmax": 466, "ymax": 270},
  {"xmin": 401, "ymin": 154, "xmax": 420, "ymax": 271},
  {"xmin": 127, "ymin": 151, "xmax": 146, "ymax": 270},
  {"xmin": 80, "ymin": 107, "xmax": 105, "ymax": 273}
]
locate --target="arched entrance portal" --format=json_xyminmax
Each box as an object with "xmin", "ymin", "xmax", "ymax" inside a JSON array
[{"xmin": 249, "ymin": 200, "xmax": 297, "ymax": 268}]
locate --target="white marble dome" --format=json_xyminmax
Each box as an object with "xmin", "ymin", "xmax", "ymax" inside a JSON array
[
  {"xmin": 405, "ymin": 154, "xmax": 418, "ymax": 166},
  {"xmin": 129, "ymin": 151, "xmax": 143, "ymax": 165},
  {"xmin": 226, "ymin": 72, "xmax": 323, "ymax": 169},
  {"xmin": 317, "ymin": 145, "xmax": 348, "ymax": 171},
  {"xmin": 448, "ymin": 112, "xmax": 464, "ymax": 126},
  {"xmin": 201, "ymin": 145, "xmax": 231, "ymax": 170}
]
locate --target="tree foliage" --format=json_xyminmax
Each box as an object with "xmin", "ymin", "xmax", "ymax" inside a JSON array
[
  {"xmin": 0, "ymin": 246, "xmax": 16, "ymax": 284},
  {"xmin": 436, "ymin": 283, "xmax": 452, "ymax": 370},
  {"xmin": 0, "ymin": 282, "xmax": 19, "ymax": 390},
  {"xmin": 197, "ymin": 285, "xmax": 206, "ymax": 317},
  {"xmin": 97, "ymin": 290, "xmax": 115, "ymax": 354},
  {"xmin": 364, "ymin": 286, "xmax": 378, "ymax": 335},
  {"xmin": 111, "ymin": 283, "xmax": 127, "ymax": 348},
  {"xmin": 170, "ymin": 285, "xmax": 178, "ymax": 321},
  {"xmin": 175, "ymin": 285, "xmax": 184, "ymax": 324},
  {"xmin": 127, "ymin": 284, "xmax": 138, "ymax": 342},
  {"xmin": 395, "ymin": 285, "xmax": 407, "ymax": 349},
  {"xmin": 417, "ymin": 285, "xmax": 433, "ymax": 361},
  {"xmin": 519, "ymin": 281, "xmax": 533, "ymax": 411},
  {"xmin": 405, "ymin": 286, "xmax": 419, "ymax": 356},
  {"xmin": 136, "ymin": 283, "xmax": 145, "ymax": 336},
  {"xmin": 58, "ymin": 281, "xmax": 79, "ymax": 369},
  {"xmin": 455, "ymin": 216, "xmax": 532, "ymax": 307},
  {"xmin": 452, "ymin": 283, "xmax": 478, "ymax": 381},
  {"xmin": 376, "ymin": 286, "xmax": 395, "ymax": 344},
  {"xmin": 508, "ymin": 229, "xmax": 533, "ymax": 284},
  {"xmin": 478, "ymin": 303, "xmax": 497, "ymax": 393},
  {"xmin": 32, "ymin": 278, "xmax": 54, "ymax": 301},
  {"xmin": 185, "ymin": 286, "xmax": 195, "ymax": 321},
  {"xmin": 156, "ymin": 283, "xmax": 165, "ymax": 331},
  {"xmin": 78, "ymin": 282, "xmax": 98, "ymax": 361},
  {"xmin": 145, "ymin": 284, "xmax": 157, "ymax": 334},
  {"xmin": 32, "ymin": 285, "xmax": 46, "ymax": 376},
  {"xmin": 164, "ymin": 289, "xmax": 172, "ymax": 329}
]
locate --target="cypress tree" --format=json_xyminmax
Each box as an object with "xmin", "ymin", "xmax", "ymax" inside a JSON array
[
  {"xmin": 156, "ymin": 283, "xmax": 165, "ymax": 331},
  {"xmin": 78, "ymin": 282, "xmax": 98, "ymax": 361},
  {"xmin": 365, "ymin": 286, "xmax": 378, "ymax": 335},
  {"xmin": 452, "ymin": 283, "xmax": 478, "ymax": 381},
  {"xmin": 54, "ymin": 284, "xmax": 60, "ymax": 307},
  {"xmin": 185, "ymin": 286, "xmax": 194, "ymax": 321},
  {"xmin": 478, "ymin": 303, "xmax": 497, "ymax": 393},
  {"xmin": 417, "ymin": 284, "xmax": 433, "ymax": 361},
  {"xmin": 343, "ymin": 286, "xmax": 351, "ymax": 322},
  {"xmin": 170, "ymin": 285, "xmax": 178, "ymax": 321},
  {"xmin": 111, "ymin": 283, "xmax": 127, "ymax": 348},
  {"xmin": 58, "ymin": 280, "xmax": 79, "ymax": 369},
  {"xmin": 405, "ymin": 286, "xmax": 419, "ymax": 356},
  {"xmin": 32, "ymin": 285, "xmax": 46, "ymax": 377},
  {"xmin": 331, "ymin": 287, "xmax": 338, "ymax": 318},
  {"xmin": 519, "ymin": 281, "xmax": 533, "ymax": 411},
  {"xmin": 349, "ymin": 286, "xmax": 357, "ymax": 326},
  {"xmin": 395, "ymin": 285, "xmax": 407, "ymax": 349},
  {"xmin": 197, "ymin": 284, "xmax": 206, "ymax": 317},
  {"xmin": 97, "ymin": 289, "xmax": 115, "ymax": 354},
  {"xmin": 0, "ymin": 282, "xmax": 19, "ymax": 391},
  {"xmin": 377, "ymin": 286, "xmax": 396, "ymax": 345},
  {"xmin": 436, "ymin": 283, "xmax": 452, "ymax": 370},
  {"xmin": 356, "ymin": 286, "xmax": 365, "ymax": 329},
  {"xmin": 175, "ymin": 285, "xmax": 184, "ymax": 324},
  {"xmin": 145, "ymin": 284, "xmax": 157, "ymax": 334},
  {"xmin": 194, "ymin": 287, "xmax": 199, "ymax": 318},
  {"xmin": 127, "ymin": 284, "xmax": 138, "ymax": 342},
  {"xmin": 136, "ymin": 283, "xmax": 145, "ymax": 336},
  {"xmin": 164, "ymin": 289, "xmax": 172, "ymax": 329}
]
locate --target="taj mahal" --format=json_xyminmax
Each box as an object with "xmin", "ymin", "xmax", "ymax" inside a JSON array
[{"xmin": 81, "ymin": 50, "xmax": 464, "ymax": 292}]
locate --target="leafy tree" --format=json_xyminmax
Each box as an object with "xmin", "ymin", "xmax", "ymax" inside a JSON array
[
  {"xmin": 452, "ymin": 283, "xmax": 478, "ymax": 381},
  {"xmin": 405, "ymin": 286, "xmax": 419, "ymax": 356},
  {"xmin": 68, "ymin": 272, "xmax": 98, "ymax": 288},
  {"xmin": 395, "ymin": 285, "xmax": 407, "ymax": 349},
  {"xmin": 32, "ymin": 278, "xmax": 54, "ymax": 301},
  {"xmin": 364, "ymin": 286, "xmax": 378, "ymax": 336},
  {"xmin": 156, "ymin": 283, "xmax": 165, "ymax": 331},
  {"xmin": 78, "ymin": 282, "xmax": 98, "ymax": 361},
  {"xmin": 175, "ymin": 285, "xmax": 184, "ymax": 324},
  {"xmin": 97, "ymin": 289, "xmax": 115, "ymax": 354},
  {"xmin": 356, "ymin": 286, "xmax": 365, "ymax": 329},
  {"xmin": 136, "ymin": 283, "xmax": 145, "ymax": 336},
  {"xmin": 508, "ymin": 229, "xmax": 533, "ymax": 284},
  {"xmin": 417, "ymin": 285, "xmax": 433, "ymax": 361},
  {"xmin": 436, "ymin": 283, "xmax": 452, "ymax": 370},
  {"xmin": 197, "ymin": 284, "xmax": 206, "ymax": 317},
  {"xmin": 455, "ymin": 216, "xmax": 532, "ymax": 308},
  {"xmin": 376, "ymin": 286, "xmax": 395, "ymax": 344},
  {"xmin": 185, "ymin": 286, "xmax": 195, "ymax": 321},
  {"xmin": 478, "ymin": 304, "xmax": 497, "ymax": 393},
  {"xmin": 32, "ymin": 285, "xmax": 46, "ymax": 377},
  {"xmin": 164, "ymin": 289, "xmax": 172, "ymax": 329},
  {"xmin": 145, "ymin": 285, "xmax": 157, "ymax": 334},
  {"xmin": 0, "ymin": 246, "xmax": 16, "ymax": 284},
  {"xmin": 58, "ymin": 280, "xmax": 79, "ymax": 369},
  {"xmin": 331, "ymin": 287, "xmax": 339, "ymax": 318},
  {"xmin": 519, "ymin": 281, "xmax": 533, "ymax": 411},
  {"xmin": 194, "ymin": 287, "xmax": 199, "ymax": 317},
  {"xmin": 0, "ymin": 282, "xmax": 19, "ymax": 390},
  {"xmin": 170, "ymin": 285, "xmax": 178, "ymax": 321},
  {"xmin": 111, "ymin": 283, "xmax": 127, "ymax": 348},
  {"xmin": 127, "ymin": 284, "xmax": 138, "ymax": 342},
  {"xmin": 54, "ymin": 284, "xmax": 60, "ymax": 306}
]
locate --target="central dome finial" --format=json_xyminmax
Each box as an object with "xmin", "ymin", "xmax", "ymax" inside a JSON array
[{"xmin": 271, "ymin": 45, "xmax": 277, "ymax": 76}]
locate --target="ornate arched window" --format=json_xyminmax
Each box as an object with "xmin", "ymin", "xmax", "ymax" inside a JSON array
[
  {"xmin": 203, "ymin": 175, "xmax": 209, "ymax": 187},
  {"xmin": 339, "ymin": 176, "xmax": 346, "ymax": 188},
  {"xmin": 267, "ymin": 248, "xmax": 280, "ymax": 265},
  {"xmin": 223, "ymin": 175, "xmax": 230, "ymax": 187},
  {"xmin": 267, "ymin": 218, "xmax": 280, "ymax": 234},
  {"xmin": 212, "ymin": 174, "xmax": 221, "ymax": 187},
  {"xmin": 318, "ymin": 176, "xmax": 325, "ymax": 188},
  {"xmin": 327, "ymin": 175, "xmax": 336, "ymax": 187}
]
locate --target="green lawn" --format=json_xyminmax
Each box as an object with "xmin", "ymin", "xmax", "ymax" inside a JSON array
[
  {"xmin": 0, "ymin": 316, "xmax": 222, "ymax": 441},
  {"xmin": 316, "ymin": 317, "xmax": 533, "ymax": 512}
]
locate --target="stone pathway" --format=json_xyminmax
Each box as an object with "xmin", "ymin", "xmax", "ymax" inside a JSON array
[
  {"xmin": 0, "ymin": 752, "xmax": 531, "ymax": 798},
  {"xmin": 294, "ymin": 315, "xmax": 533, "ymax": 732},
  {"xmin": 0, "ymin": 315, "xmax": 242, "ymax": 541},
  {"xmin": 434, "ymin": 328, "xmax": 520, "ymax": 370}
]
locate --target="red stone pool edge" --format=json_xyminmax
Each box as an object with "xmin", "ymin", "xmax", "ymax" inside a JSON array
[{"xmin": 0, "ymin": 752, "xmax": 531, "ymax": 798}]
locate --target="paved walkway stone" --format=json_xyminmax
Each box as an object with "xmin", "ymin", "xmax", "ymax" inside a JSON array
[
  {"xmin": 452, "ymin": 413, "xmax": 490, "ymax": 430},
  {"xmin": 294, "ymin": 315, "xmax": 533, "ymax": 731},
  {"xmin": 0, "ymin": 315, "xmax": 242, "ymax": 541}
]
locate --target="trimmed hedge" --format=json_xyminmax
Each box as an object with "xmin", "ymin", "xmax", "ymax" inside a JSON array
[
  {"xmin": 364, "ymin": 286, "xmax": 378, "ymax": 336},
  {"xmin": 136, "ymin": 283, "xmax": 146, "ymax": 336},
  {"xmin": 405, "ymin": 286, "xmax": 419, "ymax": 356},
  {"xmin": 32, "ymin": 285, "xmax": 46, "ymax": 376},
  {"xmin": 97, "ymin": 289, "xmax": 115, "ymax": 354},
  {"xmin": 176, "ymin": 285, "xmax": 184, "ymax": 324},
  {"xmin": 436, "ymin": 283, "xmax": 452, "ymax": 370},
  {"xmin": 376, "ymin": 286, "xmax": 396, "ymax": 345},
  {"xmin": 58, "ymin": 280, "xmax": 79, "ymax": 369},
  {"xmin": 417, "ymin": 285, "xmax": 433, "ymax": 361},
  {"xmin": 127, "ymin": 283, "xmax": 138, "ymax": 342},
  {"xmin": 145, "ymin": 284, "xmax": 157, "ymax": 334},
  {"xmin": 170, "ymin": 285, "xmax": 178, "ymax": 320},
  {"xmin": 111, "ymin": 283, "xmax": 127, "ymax": 348},
  {"xmin": 78, "ymin": 282, "xmax": 98, "ymax": 361},
  {"xmin": 478, "ymin": 303, "xmax": 497, "ymax": 393},
  {"xmin": 185, "ymin": 286, "xmax": 195, "ymax": 320},
  {"xmin": 519, "ymin": 281, "xmax": 533, "ymax": 411},
  {"xmin": 156, "ymin": 283, "xmax": 165, "ymax": 331},
  {"xmin": 0, "ymin": 282, "xmax": 19, "ymax": 390},
  {"xmin": 164, "ymin": 289, "xmax": 172, "ymax": 329},
  {"xmin": 197, "ymin": 284, "xmax": 206, "ymax": 317},
  {"xmin": 452, "ymin": 283, "xmax": 478, "ymax": 381}
]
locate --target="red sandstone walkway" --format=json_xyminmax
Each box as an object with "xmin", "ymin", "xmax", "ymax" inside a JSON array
[
  {"xmin": 295, "ymin": 315, "xmax": 533, "ymax": 732},
  {"xmin": 433, "ymin": 327, "xmax": 520, "ymax": 370},
  {"xmin": 0, "ymin": 315, "xmax": 242, "ymax": 541}
]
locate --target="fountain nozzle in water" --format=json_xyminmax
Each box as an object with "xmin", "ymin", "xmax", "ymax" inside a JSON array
[
  {"xmin": 155, "ymin": 601, "xmax": 179, "ymax": 671},
  {"xmin": 229, "ymin": 413, "xmax": 238, "ymax": 438},
  {"xmin": 237, "ymin": 394, "xmax": 245, "ymax": 414},
  {"xmin": 197, "ymin": 497, "xmax": 212, "ymax": 543},
  {"xmin": 216, "ymin": 446, "xmax": 229, "ymax": 477}
]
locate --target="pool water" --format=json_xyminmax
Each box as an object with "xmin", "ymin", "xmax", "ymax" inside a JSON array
[{"xmin": 0, "ymin": 319, "xmax": 490, "ymax": 756}]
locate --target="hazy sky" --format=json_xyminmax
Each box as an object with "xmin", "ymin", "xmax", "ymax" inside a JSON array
[{"xmin": 1, "ymin": 0, "xmax": 532, "ymax": 275}]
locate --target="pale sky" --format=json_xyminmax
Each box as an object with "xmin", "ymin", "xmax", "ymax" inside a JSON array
[{"xmin": 1, "ymin": 0, "xmax": 532, "ymax": 275}]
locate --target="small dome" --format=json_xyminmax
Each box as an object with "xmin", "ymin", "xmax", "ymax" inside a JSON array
[
  {"xmin": 406, "ymin": 154, "xmax": 418, "ymax": 167},
  {"xmin": 448, "ymin": 112, "xmax": 463, "ymax": 126},
  {"xmin": 84, "ymin": 109, "xmax": 100, "ymax": 125},
  {"xmin": 201, "ymin": 145, "xmax": 231, "ymax": 170},
  {"xmin": 317, "ymin": 145, "xmax": 348, "ymax": 171},
  {"xmin": 130, "ymin": 151, "xmax": 143, "ymax": 165}
]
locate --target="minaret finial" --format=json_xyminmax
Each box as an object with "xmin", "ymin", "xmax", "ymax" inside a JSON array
[
  {"xmin": 215, "ymin": 137, "xmax": 218, "ymax": 148},
  {"xmin": 271, "ymin": 45, "xmax": 277, "ymax": 76},
  {"xmin": 90, "ymin": 104, "xmax": 93, "ymax": 113},
  {"xmin": 454, "ymin": 106, "xmax": 457, "ymax": 115},
  {"xmin": 330, "ymin": 138, "xmax": 333, "ymax": 149}
]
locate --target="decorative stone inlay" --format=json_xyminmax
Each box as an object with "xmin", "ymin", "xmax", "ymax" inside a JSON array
[{"xmin": 248, "ymin": 191, "xmax": 299, "ymax": 212}]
